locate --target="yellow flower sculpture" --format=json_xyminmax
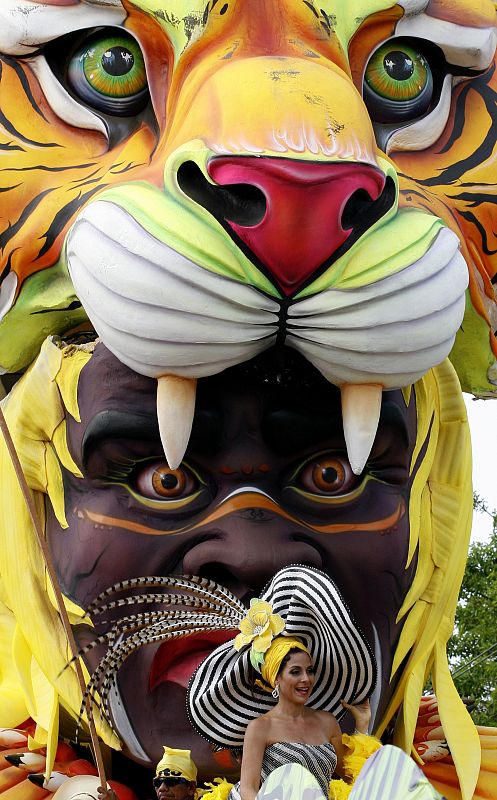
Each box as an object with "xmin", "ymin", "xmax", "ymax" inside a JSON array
[{"xmin": 233, "ymin": 599, "xmax": 285, "ymax": 670}]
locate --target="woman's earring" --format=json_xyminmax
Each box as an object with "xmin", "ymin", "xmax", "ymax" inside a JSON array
[{"xmin": 272, "ymin": 685, "xmax": 279, "ymax": 699}]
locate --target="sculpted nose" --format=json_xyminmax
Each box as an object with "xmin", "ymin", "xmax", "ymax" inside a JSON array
[
  {"xmin": 201, "ymin": 157, "xmax": 392, "ymax": 296},
  {"xmin": 182, "ymin": 526, "xmax": 322, "ymax": 598}
]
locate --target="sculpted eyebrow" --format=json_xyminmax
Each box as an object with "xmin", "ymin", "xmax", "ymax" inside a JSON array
[
  {"xmin": 81, "ymin": 410, "xmax": 160, "ymax": 468},
  {"xmin": 263, "ymin": 395, "xmax": 411, "ymax": 457},
  {"xmin": 80, "ymin": 406, "xmax": 225, "ymax": 467}
]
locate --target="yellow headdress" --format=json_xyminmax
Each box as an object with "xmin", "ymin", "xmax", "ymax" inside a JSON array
[
  {"xmin": 261, "ymin": 636, "xmax": 311, "ymax": 689},
  {"xmin": 156, "ymin": 746, "xmax": 197, "ymax": 782}
]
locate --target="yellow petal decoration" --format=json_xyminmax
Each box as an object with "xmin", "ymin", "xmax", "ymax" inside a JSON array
[
  {"xmin": 200, "ymin": 778, "xmax": 234, "ymax": 800},
  {"xmin": 233, "ymin": 600, "xmax": 285, "ymax": 655}
]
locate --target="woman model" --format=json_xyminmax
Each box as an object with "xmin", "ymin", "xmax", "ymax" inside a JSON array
[
  {"xmin": 233, "ymin": 637, "xmax": 373, "ymax": 800},
  {"xmin": 187, "ymin": 565, "xmax": 380, "ymax": 800},
  {"xmin": 188, "ymin": 569, "xmax": 443, "ymax": 800}
]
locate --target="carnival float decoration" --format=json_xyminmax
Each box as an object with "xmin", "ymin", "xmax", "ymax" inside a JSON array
[{"xmin": 0, "ymin": 0, "xmax": 496, "ymax": 798}]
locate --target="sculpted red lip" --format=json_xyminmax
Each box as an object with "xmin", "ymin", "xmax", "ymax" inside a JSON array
[{"xmin": 150, "ymin": 630, "xmax": 235, "ymax": 691}]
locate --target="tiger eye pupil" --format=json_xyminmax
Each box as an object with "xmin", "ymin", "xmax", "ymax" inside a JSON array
[
  {"xmin": 321, "ymin": 467, "xmax": 338, "ymax": 484},
  {"xmin": 383, "ymin": 51, "xmax": 414, "ymax": 82},
  {"xmin": 160, "ymin": 473, "xmax": 179, "ymax": 490},
  {"xmin": 101, "ymin": 47, "xmax": 134, "ymax": 77}
]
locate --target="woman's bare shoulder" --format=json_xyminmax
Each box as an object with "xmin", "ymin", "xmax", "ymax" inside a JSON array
[
  {"xmin": 245, "ymin": 712, "xmax": 273, "ymax": 738},
  {"xmin": 311, "ymin": 709, "xmax": 342, "ymax": 735}
]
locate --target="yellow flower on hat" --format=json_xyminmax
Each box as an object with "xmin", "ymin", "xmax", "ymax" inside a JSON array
[{"xmin": 234, "ymin": 599, "xmax": 285, "ymax": 669}]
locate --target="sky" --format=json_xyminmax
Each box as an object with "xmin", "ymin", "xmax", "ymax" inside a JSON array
[{"xmin": 464, "ymin": 394, "xmax": 497, "ymax": 544}]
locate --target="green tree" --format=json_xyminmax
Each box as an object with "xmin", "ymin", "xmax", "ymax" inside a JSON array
[{"xmin": 447, "ymin": 494, "xmax": 497, "ymax": 726}]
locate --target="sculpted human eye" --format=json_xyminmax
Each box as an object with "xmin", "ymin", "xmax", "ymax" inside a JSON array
[
  {"xmin": 295, "ymin": 453, "xmax": 360, "ymax": 498},
  {"xmin": 134, "ymin": 461, "xmax": 197, "ymax": 499},
  {"xmin": 98, "ymin": 451, "xmax": 212, "ymax": 511},
  {"xmin": 133, "ymin": 460, "xmax": 200, "ymax": 502}
]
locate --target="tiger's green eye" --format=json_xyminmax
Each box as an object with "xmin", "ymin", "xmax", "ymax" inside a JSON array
[
  {"xmin": 363, "ymin": 39, "xmax": 434, "ymax": 125},
  {"xmin": 68, "ymin": 31, "xmax": 149, "ymax": 116},
  {"xmin": 81, "ymin": 37, "xmax": 146, "ymax": 97},
  {"xmin": 365, "ymin": 43, "xmax": 428, "ymax": 101}
]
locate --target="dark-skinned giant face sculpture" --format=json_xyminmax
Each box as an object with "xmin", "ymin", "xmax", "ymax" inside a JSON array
[
  {"xmin": 0, "ymin": 1, "xmax": 496, "ymax": 799},
  {"xmin": 48, "ymin": 345, "xmax": 418, "ymax": 765}
]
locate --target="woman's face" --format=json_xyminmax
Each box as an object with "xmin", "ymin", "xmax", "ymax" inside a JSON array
[{"xmin": 276, "ymin": 652, "xmax": 315, "ymax": 705}]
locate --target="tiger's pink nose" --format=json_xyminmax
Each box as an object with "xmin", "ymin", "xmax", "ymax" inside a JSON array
[{"xmin": 208, "ymin": 156, "xmax": 389, "ymax": 296}]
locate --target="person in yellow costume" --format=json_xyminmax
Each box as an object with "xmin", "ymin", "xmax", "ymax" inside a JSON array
[
  {"xmin": 96, "ymin": 746, "xmax": 198, "ymax": 800},
  {"xmin": 153, "ymin": 747, "xmax": 198, "ymax": 800}
]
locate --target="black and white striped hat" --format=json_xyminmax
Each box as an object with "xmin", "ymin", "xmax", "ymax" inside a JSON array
[{"xmin": 187, "ymin": 565, "xmax": 376, "ymax": 749}]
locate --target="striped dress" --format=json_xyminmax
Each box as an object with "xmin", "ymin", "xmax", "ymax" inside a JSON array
[{"xmin": 228, "ymin": 741, "xmax": 337, "ymax": 800}]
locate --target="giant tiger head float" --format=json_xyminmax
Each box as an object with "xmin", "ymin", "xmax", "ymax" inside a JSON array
[{"xmin": 0, "ymin": 1, "xmax": 496, "ymax": 798}]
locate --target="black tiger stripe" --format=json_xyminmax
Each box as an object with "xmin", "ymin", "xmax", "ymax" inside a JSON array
[
  {"xmin": 0, "ymin": 163, "xmax": 95, "ymax": 173},
  {"xmin": 0, "ymin": 62, "xmax": 58, "ymax": 149},
  {"xmin": 398, "ymin": 186, "xmax": 432, "ymax": 204},
  {"xmin": 0, "ymin": 142, "xmax": 25, "ymax": 152},
  {"xmin": 0, "ymin": 107, "xmax": 59, "ymax": 149},
  {"xmin": 438, "ymin": 80, "xmax": 474, "ymax": 155},
  {"xmin": 418, "ymin": 73, "xmax": 497, "ymax": 187},
  {"xmin": 451, "ymin": 189, "xmax": 497, "ymax": 207},
  {"xmin": 1, "ymin": 55, "xmax": 48, "ymax": 122},
  {"xmin": 69, "ymin": 167, "xmax": 102, "ymax": 185},
  {"xmin": 0, "ymin": 188, "xmax": 53, "ymax": 252},
  {"xmin": 70, "ymin": 175, "xmax": 111, "ymax": 191},
  {"xmin": 110, "ymin": 162, "xmax": 142, "ymax": 175},
  {"xmin": 303, "ymin": 1, "xmax": 320, "ymax": 19},
  {"xmin": 457, "ymin": 209, "xmax": 497, "ymax": 256},
  {"xmin": 37, "ymin": 184, "xmax": 108, "ymax": 259},
  {"xmin": 438, "ymin": 64, "xmax": 495, "ymax": 156},
  {"xmin": 0, "ymin": 250, "xmax": 15, "ymax": 284}
]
